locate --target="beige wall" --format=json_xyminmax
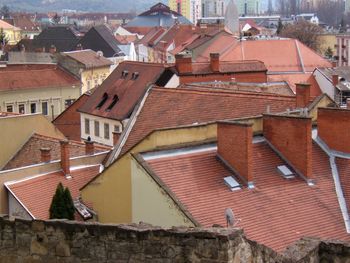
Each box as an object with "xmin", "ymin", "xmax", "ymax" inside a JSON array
[
  {"xmin": 0, "ymin": 114, "xmax": 65, "ymax": 169},
  {"xmin": 0, "ymin": 85, "xmax": 81, "ymax": 119},
  {"xmin": 319, "ymin": 34, "xmax": 337, "ymax": 56},
  {"xmin": 81, "ymin": 67, "xmax": 111, "ymax": 94},
  {"xmin": 81, "ymin": 123, "xmax": 218, "ymax": 224},
  {"xmin": 3, "ymin": 28, "xmax": 21, "ymax": 45},
  {"xmin": 131, "ymin": 157, "xmax": 195, "ymax": 227}
]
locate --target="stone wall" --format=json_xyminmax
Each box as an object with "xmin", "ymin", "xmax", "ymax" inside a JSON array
[{"xmin": 0, "ymin": 215, "xmax": 349, "ymax": 263}]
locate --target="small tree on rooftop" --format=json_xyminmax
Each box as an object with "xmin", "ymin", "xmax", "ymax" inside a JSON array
[
  {"xmin": 0, "ymin": 28, "xmax": 8, "ymax": 48},
  {"xmin": 49, "ymin": 183, "xmax": 75, "ymax": 220},
  {"xmin": 325, "ymin": 46, "xmax": 334, "ymax": 59}
]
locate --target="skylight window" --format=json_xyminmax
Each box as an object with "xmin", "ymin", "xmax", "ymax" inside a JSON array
[
  {"xmin": 224, "ymin": 176, "xmax": 241, "ymax": 191},
  {"xmin": 96, "ymin": 93, "xmax": 108, "ymax": 109},
  {"xmin": 106, "ymin": 95, "xmax": 119, "ymax": 111},
  {"xmin": 277, "ymin": 165, "xmax": 295, "ymax": 179}
]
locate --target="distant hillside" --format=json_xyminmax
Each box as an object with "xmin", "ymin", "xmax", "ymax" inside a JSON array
[{"xmin": 0, "ymin": 0, "xmax": 167, "ymax": 13}]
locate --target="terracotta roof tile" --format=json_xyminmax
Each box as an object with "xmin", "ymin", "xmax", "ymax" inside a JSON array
[
  {"xmin": 145, "ymin": 142, "xmax": 350, "ymax": 252},
  {"xmin": 6, "ymin": 165, "xmax": 100, "ymax": 220},
  {"xmin": 0, "ymin": 64, "xmax": 80, "ymax": 91},
  {"xmin": 268, "ymin": 73, "xmax": 322, "ymax": 98},
  {"xmin": 78, "ymin": 61, "xmax": 168, "ymax": 121},
  {"xmin": 3, "ymin": 133, "xmax": 110, "ymax": 170},
  {"xmin": 118, "ymin": 87, "xmax": 296, "ymax": 158}
]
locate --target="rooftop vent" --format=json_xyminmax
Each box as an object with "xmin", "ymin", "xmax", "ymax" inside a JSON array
[
  {"xmin": 224, "ymin": 176, "xmax": 241, "ymax": 191},
  {"xmin": 277, "ymin": 165, "xmax": 295, "ymax": 179}
]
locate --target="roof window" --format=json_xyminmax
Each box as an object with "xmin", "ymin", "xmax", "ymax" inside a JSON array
[
  {"xmin": 224, "ymin": 176, "xmax": 241, "ymax": 191},
  {"xmin": 106, "ymin": 95, "xmax": 119, "ymax": 111},
  {"xmin": 121, "ymin": 70, "xmax": 129, "ymax": 78},
  {"xmin": 277, "ymin": 165, "xmax": 295, "ymax": 179},
  {"xmin": 132, "ymin": 72, "xmax": 139, "ymax": 80},
  {"xmin": 96, "ymin": 93, "xmax": 108, "ymax": 109}
]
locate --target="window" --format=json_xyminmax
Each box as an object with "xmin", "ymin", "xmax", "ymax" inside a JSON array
[
  {"xmin": 87, "ymin": 80, "xmax": 91, "ymax": 90},
  {"xmin": 18, "ymin": 104, "xmax": 25, "ymax": 114},
  {"xmin": 104, "ymin": 123, "xmax": 110, "ymax": 139},
  {"xmin": 114, "ymin": 125, "xmax": 121, "ymax": 133},
  {"xmin": 6, "ymin": 105, "xmax": 13, "ymax": 112},
  {"xmin": 65, "ymin": 99, "xmax": 75, "ymax": 108},
  {"xmin": 42, "ymin": 102, "xmax": 48, "ymax": 115},
  {"xmin": 30, "ymin": 103, "xmax": 36, "ymax": 113},
  {"xmin": 85, "ymin": 118, "xmax": 90, "ymax": 135},
  {"xmin": 106, "ymin": 95, "xmax": 119, "ymax": 111},
  {"xmin": 94, "ymin": 120, "xmax": 100, "ymax": 137},
  {"xmin": 96, "ymin": 93, "xmax": 108, "ymax": 109}
]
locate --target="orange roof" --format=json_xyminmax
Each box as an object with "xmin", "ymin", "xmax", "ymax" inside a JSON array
[
  {"xmin": 144, "ymin": 142, "xmax": 350, "ymax": 252},
  {"xmin": 0, "ymin": 19, "xmax": 20, "ymax": 30},
  {"xmin": 268, "ymin": 73, "xmax": 322, "ymax": 98},
  {"xmin": 6, "ymin": 165, "xmax": 100, "ymax": 220},
  {"xmin": 0, "ymin": 64, "xmax": 80, "ymax": 91},
  {"xmin": 115, "ymin": 87, "xmax": 296, "ymax": 159},
  {"xmin": 115, "ymin": 34, "xmax": 138, "ymax": 44},
  {"xmin": 218, "ymin": 39, "xmax": 331, "ymax": 73},
  {"xmin": 3, "ymin": 133, "xmax": 110, "ymax": 170}
]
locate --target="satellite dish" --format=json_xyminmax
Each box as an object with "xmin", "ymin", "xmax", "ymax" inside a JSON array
[{"xmin": 225, "ymin": 208, "xmax": 235, "ymax": 227}]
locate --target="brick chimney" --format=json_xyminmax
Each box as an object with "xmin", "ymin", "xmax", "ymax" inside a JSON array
[
  {"xmin": 85, "ymin": 140, "xmax": 94, "ymax": 155},
  {"xmin": 332, "ymin": 74, "xmax": 339, "ymax": 86},
  {"xmin": 318, "ymin": 107, "xmax": 350, "ymax": 153},
  {"xmin": 175, "ymin": 53, "xmax": 192, "ymax": 74},
  {"xmin": 263, "ymin": 114, "xmax": 313, "ymax": 180},
  {"xmin": 217, "ymin": 121, "xmax": 253, "ymax": 186},
  {"xmin": 332, "ymin": 61, "xmax": 337, "ymax": 67},
  {"xmin": 210, "ymin": 53, "xmax": 220, "ymax": 72},
  {"xmin": 40, "ymin": 147, "xmax": 51, "ymax": 163},
  {"xmin": 60, "ymin": 140, "xmax": 71, "ymax": 177},
  {"xmin": 296, "ymin": 83, "xmax": 311, "ymax": 108},
  {"xmin": 113, "ymin": 131, "xmax": 121, "ymax": 145}
]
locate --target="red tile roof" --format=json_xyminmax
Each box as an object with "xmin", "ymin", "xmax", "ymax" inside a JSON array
[
  {"xmin": 268, "ymin": 73, "xmax": 322, "ymax": 98},
  {"xmin": 115, "ymin": 35, "xmax": 138, "ymax": 44},
  {"xmin": 0, "ymin": 64, "xmax": 80, "ymax": 91},
  {"xmin": 144, "ymin": 142, "xmax": 350, "ymax": 252},
  {"xmin": 116, "ymin": 87, "xmax": 297, "ymax": 159},
  {"xmin": 6, "ymin": 165, "xmax": 100, "ymax": 220},
  {"xmin": 62, "ymin": 49, "xmax": 112, "ymax": 68},
  {"xmin": 218, "ymin": 39, "xmax": 332, "ymax": 73},
  {"xmin": 78, "ymin": 61, "xmax": 168, "ymax": 121},
  {"xmin": 3, "ymin": 133, "xmax": 110, "ymax": 170}
]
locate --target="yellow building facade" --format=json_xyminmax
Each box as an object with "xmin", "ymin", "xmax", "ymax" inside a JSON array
[{"xmin": 0, "ymin": 19, "xmax": 21, "ymax": 45}]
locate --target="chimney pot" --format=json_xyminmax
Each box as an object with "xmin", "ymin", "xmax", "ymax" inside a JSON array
[
  {"xmin": 60, "ymin": 140, "xmax": 70, "ymax": 177},
  {"xmin": 85, "ymin": 140, "xmax": 94, "ymax": 155},
  {"xmin": 113, "ymin": 131, "xmax": 121, "ymax": 145},
  {"xmin": 332, "ymin": 74, "xmax": 339, "ymax": 86},
  {"xmin": 40, "ymin": 147, "xmax": 51, "ymax": 163},
  {"xmin": 217, "ymin": 121, "xmax": 253, "ymax": 185},
  {"xmin": 332, "ymin": 61, "xmax": 337, "ymax": 67},
  {"xmin": 210, "ymin": 53, "xmax": 220, "ymax": 72},
  {"xmin": 296, "ymin": 83, "xmax": 311, "ymax": 108},
  {"xmin": 175, "ymin": 53, "xmax": 192, "ymax": 74}
]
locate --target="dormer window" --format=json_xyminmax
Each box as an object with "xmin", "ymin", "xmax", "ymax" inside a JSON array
[
  {"xmin": 96, "ymin": 93, "xmax": 108, "ymax": 109},
  {"xmin": 132, "ymin": 72, "xmax": 139, "ymax": 80},
  {"xmin": 106, "ymin": 95, "xmax": 119, "ymax": 111},
  {"xmin": 121, "ymin": 70, "xmax": 129, "ymax": 79}
]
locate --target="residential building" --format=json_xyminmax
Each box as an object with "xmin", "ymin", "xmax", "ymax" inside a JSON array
[
  {"xmin": 77, "ymin": 62, "xmax": 177, "ymax": 146},
  {"xmin": 4, "ymin": 14, "xmax": 41, "ymax": 39},
  {"xmin": 0, "ymin": 20, "xmax": 21, "ymax": 45},
  {"xmin": 336, "ymin": 34, "xmax": 350, "ymax": 66},
  {"xmin": 313, "ymin": 67, "xmax": 350, "ymax": 106},
  {"xmin": 0, "ymin": 113, "xmax": 65, "ymax": 169},
  {"xmin": 128, "ymin": 106, "xmax": 350, "ymax": 252},
  {"xmin": 236, "ymin": 0, "xmax": 261, "ymax": 15},
  {"xmin": 0, "ymin": 64, "xmax": 81, "ymax": 119},
  {"xmin": 80, "ymin": 85, "xmax": 319, "ymax": 223},
  {"xmin": 168, "ymin": 0, "xmax": 202, "ymax": 24},
  {"xmin": 202, "ymin": 0, "xmax": 226, "ymax": 17},
  {"xmin": 125, "ymin": 3, "xmax": 192, "ymax": 36},
  {"xmin": 57, "ymin": 49, "xmax": 113, "ymax": 93}
]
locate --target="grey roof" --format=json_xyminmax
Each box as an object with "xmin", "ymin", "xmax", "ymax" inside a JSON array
[
  {"xmin": 7, "ymin": 52, "xmax": 56, "ymax": 65},
  {"xmin": 126, "ymin": 14, "xmax": 191, "ymax": 27},
  {"xmin": 319, "ymin": 67, "xmax": 350, "ymax": 91}
]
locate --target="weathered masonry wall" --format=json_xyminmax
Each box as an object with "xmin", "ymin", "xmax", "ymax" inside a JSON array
[{"xmin": 0, "ymin": 216, "xmax": 350, "ymax": 263}]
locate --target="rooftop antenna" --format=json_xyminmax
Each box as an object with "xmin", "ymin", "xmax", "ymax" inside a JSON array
[{"xmin": 225, "ymin": 208, "xmax": 235, "ymax": 227}]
